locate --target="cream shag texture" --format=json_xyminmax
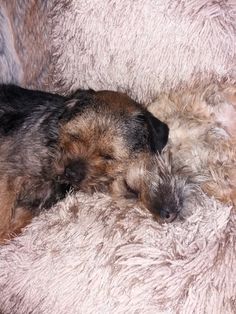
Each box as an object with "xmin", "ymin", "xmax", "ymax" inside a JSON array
[
  {"xmin": 52, "ymin": 0, "xmax": 236, "ymax": 102},
  {"xmin": 0, "ymin": 86, "xmax": 236, "ymax": 313},
  {"xmin": 0, "ymin": 1, "xmax": 236, "ymax": 313},
  {"xmin": 0, "ymin": 191, "xmax": 235, "ymax": 314}
]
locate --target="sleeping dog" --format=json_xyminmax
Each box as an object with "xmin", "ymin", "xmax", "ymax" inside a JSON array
[{"xmin": 0, "ymin": 85, "xmax": 173, "ymax": 242}]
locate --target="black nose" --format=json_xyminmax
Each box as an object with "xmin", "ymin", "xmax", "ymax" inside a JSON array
[{"xmin": 159, "ymin": 208, "xmax": 178, "ymax": 223}]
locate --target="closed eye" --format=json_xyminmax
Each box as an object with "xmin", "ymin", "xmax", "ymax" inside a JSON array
[
  {"xmin": 100, "ymin": 153, "xmax": 115, "ymax": 161},
  {"xmin": 124, "ymin": 179, "xmax": 139, "ymax": 198}
]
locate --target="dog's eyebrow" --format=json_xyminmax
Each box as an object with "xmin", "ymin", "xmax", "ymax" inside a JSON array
[{"xmin": 100, "ymin": 152, "xmax": 115, "ymax": 161}]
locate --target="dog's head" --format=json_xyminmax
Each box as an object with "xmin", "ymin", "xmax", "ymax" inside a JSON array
[{"xmin": 56, "ymin": 90, "xmax": 174, "ymax": 220}]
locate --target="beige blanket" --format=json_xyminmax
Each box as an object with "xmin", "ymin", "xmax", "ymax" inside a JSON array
[{"xmin": 0, "ymin": 1, "xmax": 235, "ymax": 313}]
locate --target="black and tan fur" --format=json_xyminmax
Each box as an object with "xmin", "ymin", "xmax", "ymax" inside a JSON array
[{"xmin": 0, "ymin": 85, "xmax": 173, "ymax": 242}]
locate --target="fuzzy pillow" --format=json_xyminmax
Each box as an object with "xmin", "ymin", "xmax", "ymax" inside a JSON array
[
  {"xmin": 0, "ymin": 86, "xmax": 236, "ymax": 314},
  {"xmin": 0, "ymin": 1, "xmax": 235, "ymax": 102},
  {"xmin": 52, "ymin": 0, "xmax": 236, "ymax": 102},
  {"xmin": 0, "ymin": 191, "xmax": 234, "ymax": 314}
]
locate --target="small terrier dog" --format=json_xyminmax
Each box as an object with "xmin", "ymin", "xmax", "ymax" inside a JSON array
[
  {"xmin": 0, "ymin": 85, "xmax": 174, "ymax": 242},
  {"xmin": 149, "ymin": 85, "xmax": 236, "ymax": 208}
]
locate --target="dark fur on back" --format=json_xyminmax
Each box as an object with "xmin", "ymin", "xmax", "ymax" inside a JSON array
[{"xmin": 0, "ymin": 85, "xmax": 170, "ymax": 242}]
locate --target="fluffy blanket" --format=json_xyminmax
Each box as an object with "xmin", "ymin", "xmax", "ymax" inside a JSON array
[
  {"xmin": 0, "ymin": 192, "xmax": 235, "ymax": 314},
  {"xmin": 0, "ymin": 87, "xmax": 236, "ymax": 313},
  {"xmin": 0, "ymin": 1, "xmax": 236, "ymax": 313},
  {"xmin": 51, "ymin": 0, "xmax": 236, "ymax": 102},
  {"xmin": 0, "ymin": 1, "xmax": 236, "ymax": 102}
]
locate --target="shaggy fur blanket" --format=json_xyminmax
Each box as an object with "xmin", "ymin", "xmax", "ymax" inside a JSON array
[
  {"xmin": 51, "ymin": 0, "xmax": 236, "ymax": 102},
  {"xmin": 0, "ymin": 87, "xmax": 236, "ymax": 313},
  {"xmin": 0, "ymin": 1, "xmax": 236, "ymax": 102},
  {"xmin": 0, "ymin": 1, "xmax": 236, "ymax": 313},
  {"xmin": 0, "ymin": 192, "xmax": 235, "ymax": 314}
]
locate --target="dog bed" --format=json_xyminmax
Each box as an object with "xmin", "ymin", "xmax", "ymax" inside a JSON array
[
  {"xmin": 0, "ymin": 86, "xmax": 236, "ymax": 313},
  {"xmin": 51, "ymin": 0, "xmax": 236, "ymax": 102},
  {"xmin": 0, "ymin": 1, "xmax": 236, "ymax": 102},
  {"xmin": 0, "ymin": 1, "xmax": 236, "ymax": 313},
  {"xmin": 0, "ymin": 191, "xmax": 235, "ymax": 314}
]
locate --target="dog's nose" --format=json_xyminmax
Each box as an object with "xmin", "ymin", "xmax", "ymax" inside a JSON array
[{"xmin": 159, "ymin": 208, "xmax": 178, "ymax": 223}]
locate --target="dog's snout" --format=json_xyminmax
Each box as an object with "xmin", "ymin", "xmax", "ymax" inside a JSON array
[
  {"xmin": 146, "ymin": 198, "xmax": 179, "ymax": 223},
  {"xmin": 159, "ymin": 208, "xmax": 178, "ymax": 223}
]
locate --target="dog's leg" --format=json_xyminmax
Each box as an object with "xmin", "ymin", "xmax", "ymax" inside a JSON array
[
  {"xmin": 197, "ymin": 87, "xmax": 236, "ymax": 206},
  {"xmin": 9, "ymin": 206, "xmax": 33, "ymax": 238},
  {"xmin": 0, "ymin": 207, "xmax": 32, "ymax": 244},
  {"xmin": 0, "ymin": 179, "xmax": 16, "ymax": 242},
  {"xmin": 0, "ymin": 177, "xmax": 28, "ymax": 243}
]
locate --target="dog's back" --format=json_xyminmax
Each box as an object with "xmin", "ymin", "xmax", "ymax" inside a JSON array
[
  {"xmin": 0, "ymin": 85, "xmax": 67, "ymax": 180},
  {"xmin": 0, "ymin": 85, "xmax": 65, "ymax": 135},
  {"xmin": 0, "ymin": 86, "xmax": 173, "ymax": 244}
]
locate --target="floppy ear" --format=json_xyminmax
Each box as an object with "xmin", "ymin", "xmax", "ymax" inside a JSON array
[{"xmin": 144, "ymin": 111, "xmax": 169, "ymax": 153}]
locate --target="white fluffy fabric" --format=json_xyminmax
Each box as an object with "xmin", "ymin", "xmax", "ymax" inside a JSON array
[
  {"xmin": 0, "ymin": 192, "xmax": 235, "ymax": 314},
  {"xmin": 0, "ymin": 1, "xmax": 236, "ymax": 313},
  {"xmin": 52, "ymin": 0, "xmax": 236, "ymax": 102},
  {"xmin": 0, "ymin": 5, "xmax": 23, "ymax": 84}
]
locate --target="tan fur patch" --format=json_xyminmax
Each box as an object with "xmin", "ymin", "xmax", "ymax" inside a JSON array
[
  {"xmin": 149, "ymin": 85, "xmax": 236, "ymax": 206},
  {"xmin": 0, "ymin": 88, "xmax": 170, "ymax": 242}
]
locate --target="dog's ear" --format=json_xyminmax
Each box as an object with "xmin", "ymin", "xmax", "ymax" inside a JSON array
[
  {"xmin": 60, "ymin": 89, "xmax": 95, "ymax": 122},
  {"xmin": 144, "ymin": 111, "xmax": 169, "ymax": 153}
]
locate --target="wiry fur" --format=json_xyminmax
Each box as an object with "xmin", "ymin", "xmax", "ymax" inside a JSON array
[
  {"xmin": 2, "ymin": 86, "xmax": 235, "ymax": 313},
  {"xmin": 149, "ymin": 85, "xmax": 236, "ymax": 207},
  {"xmin": 0, "ymin": 87, "xmax": 235, "ymax": 312},
  {"xmin": 0, "ymin": 85, "xmax": 171, "ymax": 242},
  {"xmin": 0, "ymin": 1, "xmax": 235, "ymax": 311}
]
